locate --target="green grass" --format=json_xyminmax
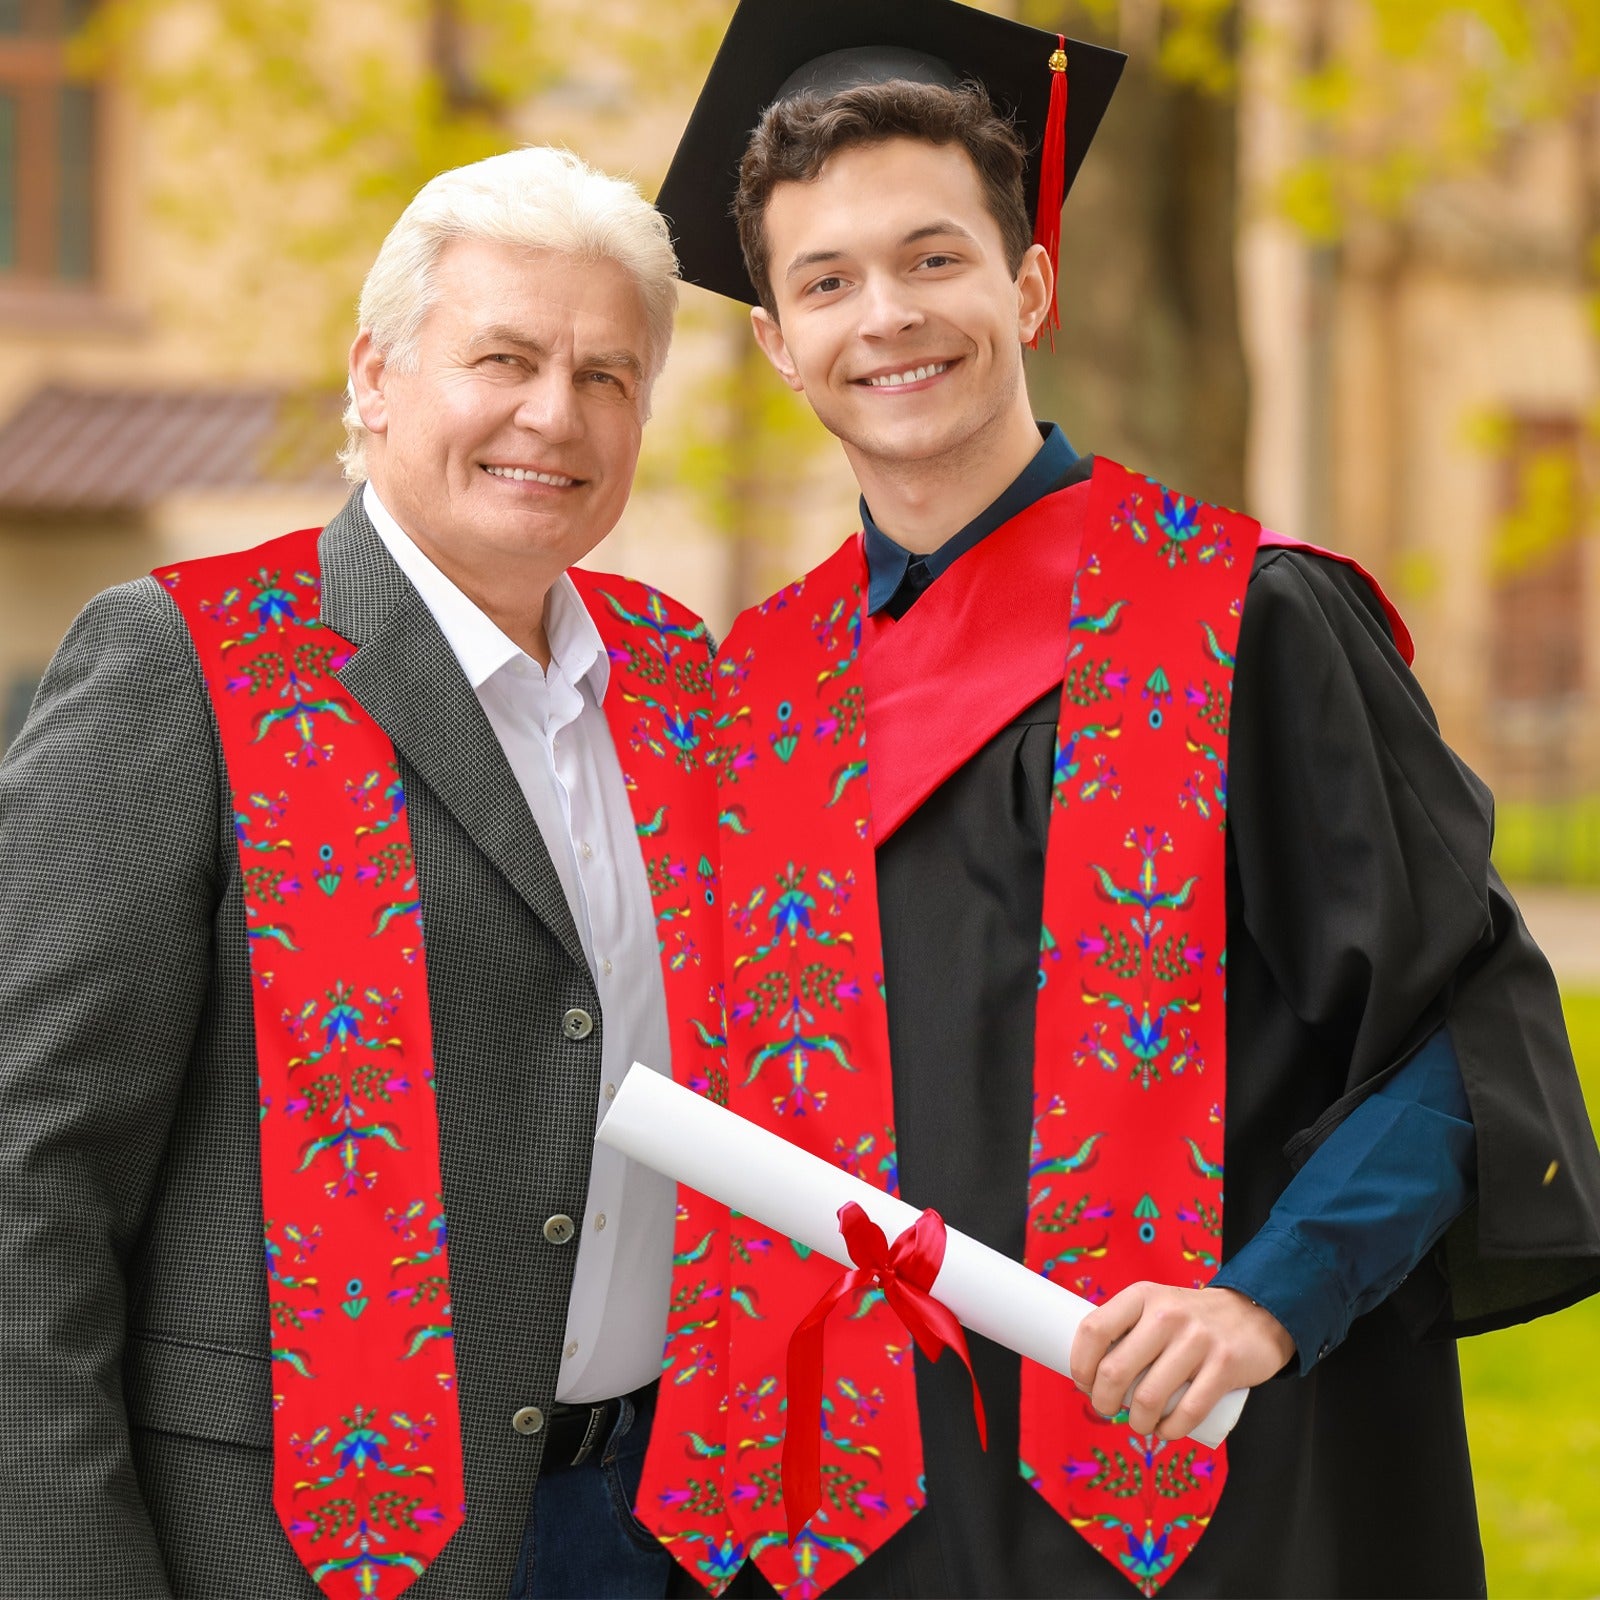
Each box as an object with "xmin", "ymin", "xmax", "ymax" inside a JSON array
[
  {"xmin": 1460, "ymin": 990, "xmax": 1600, "ymax": 1597},
  {"xmin": 1492, "ymin": 799, "xmax": 1600, "ymax": 887}
]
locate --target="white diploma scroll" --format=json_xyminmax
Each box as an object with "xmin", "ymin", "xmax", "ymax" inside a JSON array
[{"xmin": 598, "ymin": 1062, "xmax": 1245, "ymax": 1449}]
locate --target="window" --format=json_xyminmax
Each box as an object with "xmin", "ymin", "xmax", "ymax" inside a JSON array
[
  {"xmin": 1489, "ymin": 415, "xmax": 1589, "ymax": 707},
  {"xmin": 0, "ymin": 0, "xmax": 97, "ymax": 284},
  {"xmin": 1486, "ymin": 413, "xmax": 1594, "ymax": 811}
]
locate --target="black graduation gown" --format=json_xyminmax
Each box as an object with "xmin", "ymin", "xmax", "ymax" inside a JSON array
[{"xmin": 704, "ymin": 542, "xmax": 1600, "ymax": 1600}]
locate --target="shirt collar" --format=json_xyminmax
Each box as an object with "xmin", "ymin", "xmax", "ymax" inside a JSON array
[
  {"xmin": 862, "ymin": 422, "xmax": 1079, "ymax": 615},
  {"xmin": 362, "ymin": 481, "xmax": 608, "ymax": 701}
]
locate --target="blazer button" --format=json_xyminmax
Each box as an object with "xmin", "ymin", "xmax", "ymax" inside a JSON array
[
  {"xmin": 544, "ymin": 1214, "xmax": 576, "ymax": 1246},
  {"xmin": 512, "ymin": 1405, "xmax": 545, "ymax": 1436},
  {"xmin": 561, "ymin": 1007, "xmax": 594, "ymax": 1041}
]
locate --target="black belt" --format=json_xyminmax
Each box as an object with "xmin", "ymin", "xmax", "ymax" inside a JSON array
[{"xmin": 543, "ymin": 1379, "xmax": 658, "ymax": 1469}]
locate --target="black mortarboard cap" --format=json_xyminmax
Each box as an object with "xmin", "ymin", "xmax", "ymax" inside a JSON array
[{"xmin": 657, "ymin": 0, "xmax": 1127, "ymax": 309}]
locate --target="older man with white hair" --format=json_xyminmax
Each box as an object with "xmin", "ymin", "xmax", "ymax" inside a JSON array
[{"xmin": 0, "ymin": 147, "xmax": 719, "ymax": 1600}]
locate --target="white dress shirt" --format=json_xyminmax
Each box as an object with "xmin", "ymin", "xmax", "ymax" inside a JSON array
[{"xmin": 364, "ymin": 483, "xmax": 674, "ymax": 1403}]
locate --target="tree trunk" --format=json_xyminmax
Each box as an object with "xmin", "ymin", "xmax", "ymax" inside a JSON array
[{"xmin": 1027, "ymin": 9, "xmax": 1250, "ymax": 510}]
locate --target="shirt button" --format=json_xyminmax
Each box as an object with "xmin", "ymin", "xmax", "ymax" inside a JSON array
[
  {"xmin": 544, "ymin": 1214, "xmax": 576, "ymax": 1246},
  {"xmin": 564, "ymin": 1341, "xmax": 579, "ymax": 1360},
  {"xmin": 602, "ymin": 958, "xmax": 614, "ymax": 976},
  {"xmin": 581, "ymin": 841, "xmax": 594, "ymax": 860},
  {"xmin": 603, "ymin": 1082, "xmax": 617, "ymax": 1102},
  {"xmin": 511, "ymin": 1405, "xmax": 545, "ymax": 1435},
  {"xmin": 561, "ymin": 1007, "xmax": 593, "ymax": 1041},
  {"xmin": 594, "ymin": 1213, "xmax": 607, "ymax": 1232}
]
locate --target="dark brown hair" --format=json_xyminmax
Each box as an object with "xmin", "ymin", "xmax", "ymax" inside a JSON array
[{"xmin": 735, "ymin": 79, "xmax": 1032, "ymax": 316}]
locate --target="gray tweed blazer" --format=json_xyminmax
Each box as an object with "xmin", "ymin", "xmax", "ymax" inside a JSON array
[{"xmin": 0, "ymin": 494, "xmax": 614, "ymax": 1597}]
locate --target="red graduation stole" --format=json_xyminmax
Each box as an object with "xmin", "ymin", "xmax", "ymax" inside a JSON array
[
  {"xmin": 643, "ymin": 458, "xmax": 1271, "ymax": 1598},
  {"xmin": 160, "ymin": 532, "xmax": 721, "ymax": 1599},
  {"xmin": 1021, "ymin": 468, "xmax": 1252, "ymax": 1592}
]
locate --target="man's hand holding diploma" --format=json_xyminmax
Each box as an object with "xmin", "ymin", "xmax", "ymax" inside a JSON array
[
  {"xmin": 596, "ymin": 1062, "xmax": 1249, "ymax": 1450},
  {"xmin": 1071, "ymin": 1283, "xmax": 1297, "ymax": 1441}
]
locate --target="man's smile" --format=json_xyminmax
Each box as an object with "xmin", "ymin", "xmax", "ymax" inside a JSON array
[
  {"xmin": 853, "ymin": 358, "xmax": 959, "ymax": 392},
  {"xmin": 480, "ymin": 463, "xmax": 585, "ymax": 487}
]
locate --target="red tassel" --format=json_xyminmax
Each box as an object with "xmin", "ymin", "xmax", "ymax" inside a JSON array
[{"xmin": 1029, "ymin": 36, "xmax": 1069, "ymax": 352}]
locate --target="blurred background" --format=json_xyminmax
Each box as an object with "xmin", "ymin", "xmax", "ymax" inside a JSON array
[{"xmin": 0, "ymin": 0, "xmax": 1596, "ymax": 1588}]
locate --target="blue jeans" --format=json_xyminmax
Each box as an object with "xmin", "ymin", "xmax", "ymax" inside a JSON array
[{"xmin": 509, "ymin": 1384, "xmax": 672, "ymax": 1600}]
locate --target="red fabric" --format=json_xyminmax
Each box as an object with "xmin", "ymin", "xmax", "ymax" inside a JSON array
[
  {"xmin": 161, "ymin": 530, "xmax": 465, "ymax": 1598},
  {"xmin": 161, "ymin": 541, "xmax": 722, "ymax": 1599},
  {"xmin": 701, "ymin": 541, "xmax": 925, "ymax": 1598},
  {"xmin": 567, "ymin": 568, "xmax": 742, "ymax": 1575},
  {"xmin": 1029, "ymin": 35, "xmax": 1070, "ymax": 350},
  {"xmin": 572, "ymin": 572, "xmax": 749, "ymax": 1593},
  {"xmin": 1020, "ymin": 464, "xmax": 1257, "ymax": 1594},
  {"xmin": 863, "ymin": 509, "xmax": 1412, "ymax": 843},
  {"xmin": 566, "ymin": 572, "xmax": 727, "ymax": 1108},
  {"xmin": 863, "ymin": 480, "xmax": 1087, "ymax": 843},
  {"xmin": 645, "ymin": 463, "xmax": 1415, "ymax": 1598},
  {"xmin": 782, "ymin": 1206, "xmax": 985, "ymax": 1541}
]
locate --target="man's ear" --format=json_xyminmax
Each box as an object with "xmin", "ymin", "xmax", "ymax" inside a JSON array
[
  {"xmin": 750, "ymin": 305, "xmax": 804, "ymax": 394},
  {"xmin": 349, "ymin": 330, "xmax": 390, "ymax": 436},
  {"xmin": 1015, "ymin": 243, "xmax": 1055, "ymax": 346}
]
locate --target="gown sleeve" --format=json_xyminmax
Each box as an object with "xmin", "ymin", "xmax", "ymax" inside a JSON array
[
  {"xmin": 1212, "ymin": 1025, "xmax": 1475, "ymax": 1368},
  {"xmin": 1227, "ymin": 547, "xmax": 1600, "ymax": 1337}
]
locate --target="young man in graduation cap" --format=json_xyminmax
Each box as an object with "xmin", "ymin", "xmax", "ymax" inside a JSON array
[{"xmin": 638, "ymin": 2, "xmax": 1600, "ymax": 1597}]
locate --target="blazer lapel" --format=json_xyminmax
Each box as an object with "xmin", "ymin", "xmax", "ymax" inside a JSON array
[{"xmin": 316, "ymin": 491, "xmax": 589, "ymax": 974}]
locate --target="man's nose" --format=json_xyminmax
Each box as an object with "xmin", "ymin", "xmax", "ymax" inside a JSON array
[
  {"xmin": 856, "ymin": 273, "xmax": 924, "ymax": 341},
  {"xmin": 514, "ymin": 370, "xmax": 583, "ymax": 442}
]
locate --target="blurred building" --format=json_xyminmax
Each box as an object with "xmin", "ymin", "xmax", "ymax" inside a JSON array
[
  {"xmin": 3, "ymin": 0, "xmax": 1597, "ymax": 850},
  {"xmin": 0, "ymin": 0, "xmax": 852, "ymax": 748},
  {"xmin": 0, "ymin": 0, "xmax": 350, "ymax": 742},
  {"xmin": 1239, "ymin": 0, "xmax": 1600, "ymax": 830}
]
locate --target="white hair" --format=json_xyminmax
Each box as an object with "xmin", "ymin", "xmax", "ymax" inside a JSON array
[{"xmin": 340, "ymin": 145, "xmax": 679, "ymax": 482}]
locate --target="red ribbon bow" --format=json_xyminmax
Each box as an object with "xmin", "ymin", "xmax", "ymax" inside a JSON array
[{"xmin": 782, "ymin": 1202, "xmax": 988, "ymax": 1540}]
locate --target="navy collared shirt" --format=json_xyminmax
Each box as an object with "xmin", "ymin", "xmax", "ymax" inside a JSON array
[
  {"xmin": 860, "ymin": 422, "xmax": 1477, "ymax": 1371},
  {"xmin": 863, "ymin": 423, "xmax": 1082, "ymax": 617},
  {"xmin": 1212, "ymin": 1028, "xmax": 1474, "ymax": 1371}
]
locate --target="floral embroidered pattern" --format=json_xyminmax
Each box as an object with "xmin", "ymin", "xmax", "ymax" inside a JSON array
[
  {"xmin": 646, "ymin": 459, "xmax": 1258, "ymax": 1599},
  {"xmin": 1026, "ymin": 463, "xmax": 1257, "ymax": 1594},
  {"xmin": 160, "ymin": 530, "xmax": 463, "ymax": 1596}
]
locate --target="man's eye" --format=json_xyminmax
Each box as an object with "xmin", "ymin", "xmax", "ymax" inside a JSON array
[
  {"xmin": 919, "ymin": 254, "xmax": 956, "ymax": 270},
  {"xmin": 486, "ymin": 352, "xmax": 520, "ymax": 365},
  {"xmin": 585, "ymin": 371, "xmax": 624, "ymax": 388},
  {"xmin": 811, "ymin": 276, "xmax": 844, "ymax": 295}
]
